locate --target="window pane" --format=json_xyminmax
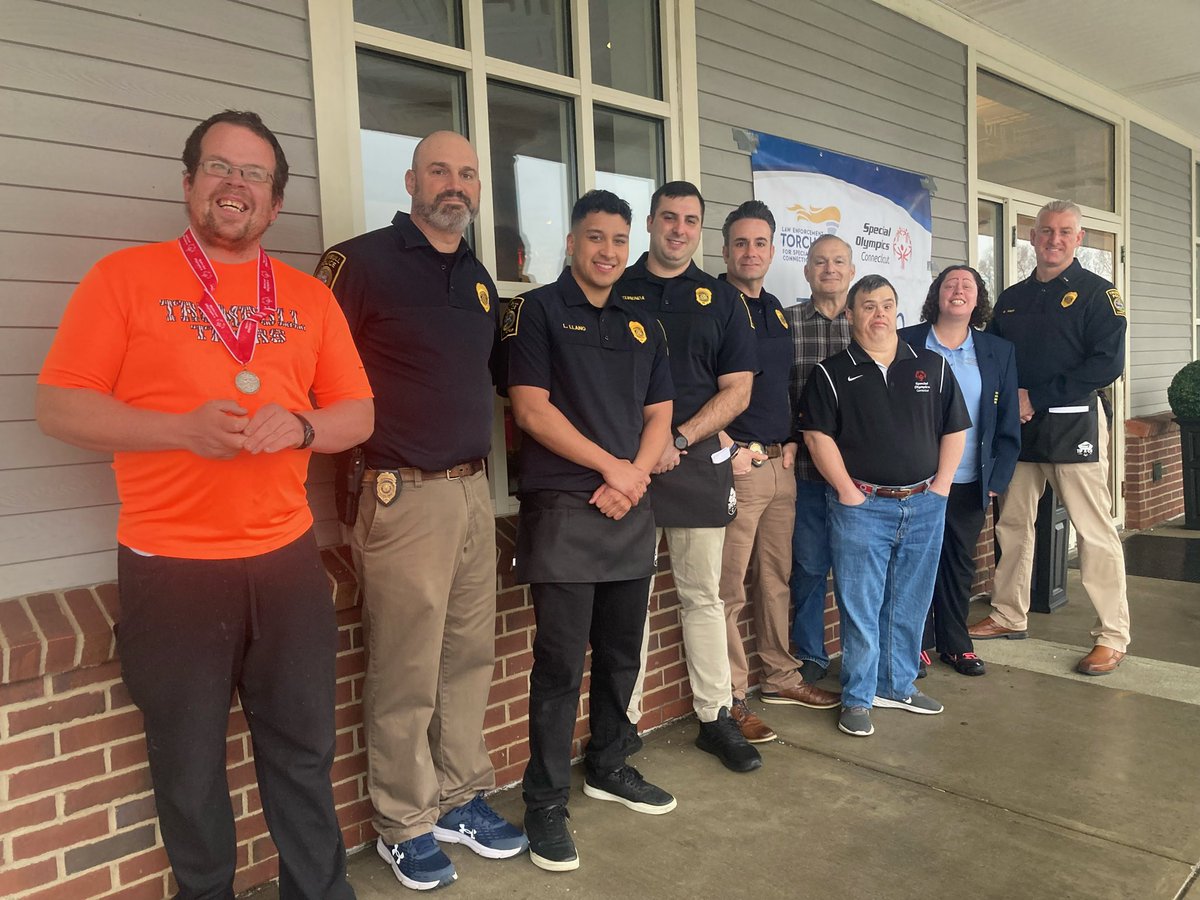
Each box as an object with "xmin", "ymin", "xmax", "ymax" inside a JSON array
[
  {"xmin": 488, "ymin": 82, "xmax": 576, "ymax": 284},
  {"xmin": 977, "ymin": 199, "xmax": 1004, "ymax": 294},
  {"xmin": 595, "ymin": 108, "xmax": 664, "ymax": 263},
  {"xmin": 977, "ymin": 71, "xmax": 1114, "ymax": 212},
  {"xmin": 483, "ymin": 0, "xmax": 570, "ymax": 75},
  {"xmin": 357, "ymin": 51, "xmax": 467, "ymax": 233},
  {"xmin": 353, "ymin": 0, "xmax": 462, "ymax": 46},
  {"xmin": 590, "ymin": 0, "xmax": 661, "ymax": 98}
]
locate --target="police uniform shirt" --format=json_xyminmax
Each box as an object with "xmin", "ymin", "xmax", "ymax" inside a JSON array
[
  {"xmin": 316, "ymin": 211, "xmax": 499, "ymax": 471},
  {"xmin": 719, "ymin": 276, "xmax": 792, "ymax": 445},
  {"xmin": 616, "ymin": 254, "xmax": 757, "ymax": 425},
  {"xmin": 505, "ymin": 268, "xmax": 674, "ymax": 493},
  {"xmin": 988, "ymin": 258, "xmax": 1126, "ymax": 410},
  {"xmin": 798, "ymin": 340, "xmax": 971, "ymax": 487}
]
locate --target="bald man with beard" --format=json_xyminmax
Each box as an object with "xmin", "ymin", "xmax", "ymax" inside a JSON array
[{"xmin": 316, "ymin": 132, "xmax": 527, "ymax": 891}]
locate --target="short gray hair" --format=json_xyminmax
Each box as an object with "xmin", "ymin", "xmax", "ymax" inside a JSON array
[
  {"xmin": 806, "ymin": 233, "xmax": 853, "ymax": 261},
  {"xmin": 1037, "ymin": 199, "xmax": 1081, "ymax": 224}
]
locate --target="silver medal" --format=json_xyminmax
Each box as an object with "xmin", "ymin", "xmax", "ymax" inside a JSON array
[{"xmin": 235, "ymin": 369, "xmax": 261, "ymax": 394}]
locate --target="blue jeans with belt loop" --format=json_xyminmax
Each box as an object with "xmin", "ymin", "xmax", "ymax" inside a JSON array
[{"xmin": 827, "ymin": 485, "xmax": 948, "ymax": 709}]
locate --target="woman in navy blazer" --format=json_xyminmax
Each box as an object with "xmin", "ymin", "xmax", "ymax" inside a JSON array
[{"xmin": 899, "ymin": 265, "xmax": 1021, "ymax": 676}]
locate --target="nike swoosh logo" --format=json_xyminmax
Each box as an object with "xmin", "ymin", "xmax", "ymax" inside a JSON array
[{"xmin": 848, "ymin": 374, "xmax": 866, "ymax": 381}]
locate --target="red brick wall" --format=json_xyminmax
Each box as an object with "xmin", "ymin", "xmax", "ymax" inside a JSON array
[
  {"xmin": 0, "ymin": 523, "xmax": 838, "ymax": 899},
  {"xmin": 1124, "ymin": 413, "xmax": 1184, "ymax": 531}
]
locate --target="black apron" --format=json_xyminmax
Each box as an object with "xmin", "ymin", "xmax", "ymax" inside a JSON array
[
  {"xmin": 647, "ymin": 433, "xmax": 737, "ymax": 528},
  {"xmin": 514, "ymin": 490, "xmax": 657, "ymax": 584},
  {"xmin": 1019, "ymin": 393, "xmax": 1101, "ymax": 464}
]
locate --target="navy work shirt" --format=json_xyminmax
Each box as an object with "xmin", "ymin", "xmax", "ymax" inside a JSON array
[
  {"xmin": 316, "ymin": 212, "xmax": 499, "ymax": 471},
  {"xmin": 505, "ymin": 268, "xmax": 674, "ymax": 493},
  {"xmin": 798, "ymin": 340, "xmax": 971, "ymax": 486},
  {"xmin": 988, "ymin": 258, "xmax": 1126, "ymax": 410},
  {"xmin": 616, "ymin": 254, "xmax": 757, "ymax": 425},
  {"xmin": 720, "ymin": 276, "xmax": 792, "ymax": 445}
]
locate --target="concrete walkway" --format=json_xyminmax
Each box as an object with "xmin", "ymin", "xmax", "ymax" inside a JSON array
[{"xmin": 247, "ymin": 537, "xmax": 1200, "ymax": 900}]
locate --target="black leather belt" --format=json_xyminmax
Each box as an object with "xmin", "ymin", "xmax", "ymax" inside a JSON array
[{"xmin": 852, "ymin": 478, "xmax": 929, "ymax": 499}]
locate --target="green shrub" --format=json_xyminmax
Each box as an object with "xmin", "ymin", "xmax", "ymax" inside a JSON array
[{"xmin": 1168, "ymin": 360, "xmax": 1200, "ymax": 420}]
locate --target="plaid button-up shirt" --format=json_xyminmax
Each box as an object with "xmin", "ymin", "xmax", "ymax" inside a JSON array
[{"xmin": 785, "ymin": 299, "xmax": 852, "ymax": 481}]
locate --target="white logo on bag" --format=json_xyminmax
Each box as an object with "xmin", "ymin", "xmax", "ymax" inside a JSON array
[
  {"xmin": 1077, "ymin": 441, "xmax": 1094, "ymax": 457},
  {"xmin": 728, "ymin": 487, "xmax": 737, "ymax": 516}
]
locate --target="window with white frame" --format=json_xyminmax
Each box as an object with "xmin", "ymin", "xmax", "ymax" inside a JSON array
[{"xmin": 309, "ymin": 0, "xmax": 688, "ymax": 513}]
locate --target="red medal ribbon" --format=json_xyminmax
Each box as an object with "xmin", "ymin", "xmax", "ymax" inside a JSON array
[{"xmin": 178, "ymin": 228, "xmax": 277, "ymax": 366}]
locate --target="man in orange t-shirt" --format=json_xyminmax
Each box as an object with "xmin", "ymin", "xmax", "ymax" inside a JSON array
[{"xmin": 37, "ymin": 110, "xmax": 372, "ymax": 900}]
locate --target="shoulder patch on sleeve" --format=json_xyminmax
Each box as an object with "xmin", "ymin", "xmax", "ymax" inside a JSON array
[
  {"xmin": 1106, "ymin": 288, "xmax": 1125, "ymax": 317},
  {"xmin": 314, "ymin": 250, "xmax": 347, "ymax": 290},
  {"xmin": 501, "ymin": 295, "xmax": 525, "ymax": 340}
]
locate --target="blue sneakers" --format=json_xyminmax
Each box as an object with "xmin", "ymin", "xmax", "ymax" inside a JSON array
[
  {"xmin": 433, "ymin": 793, "xmax": 529, "ymax": 859},
  {"xmin": 377, "ymin": 833, "xmax": 457, "ymax": 891}
]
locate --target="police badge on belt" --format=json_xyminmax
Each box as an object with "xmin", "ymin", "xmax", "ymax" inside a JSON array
[{"xmin": 375, "ymin": 471, "xmax": 399, "ymax": 506}]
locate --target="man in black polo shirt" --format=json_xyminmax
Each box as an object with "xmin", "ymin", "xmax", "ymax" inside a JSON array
[
  {"xmin": 316, "ymin": 131, "xmax": 526, "ymax": 891},
  {"xmin": 798, "ymin": 274, "xmax": 969, "ymax": 738},
  {"xmin": 618, "ymin": 181, "xmax": 761, "ymax": 773},
  {"xmin": 506, "ymin": 190, "xmax": 675, "ymax": 872},
  {"xmin": 715, "ymin": 201, "xmax": 841, "ymax": 745}
]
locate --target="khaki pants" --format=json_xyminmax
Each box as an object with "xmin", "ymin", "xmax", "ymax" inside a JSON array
[
  {"xmin": 990, "ymin": 414, "xmax": 1130, "ymax": 651},
  {"xmin": 628, "ymin": 526, "xmax": 732, "ymax": 724},
  {"xmin": 353, "ymin": 470, "xmax": 497, "ymax": 843},
  {"xmin": 720, "ymin": 456, "xmax": 802, "ymax": 697}
]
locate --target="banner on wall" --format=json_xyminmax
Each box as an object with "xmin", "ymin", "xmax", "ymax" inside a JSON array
[{"xmin": 750, "ymin": 132, "xmax": 933, "ymax": 327}]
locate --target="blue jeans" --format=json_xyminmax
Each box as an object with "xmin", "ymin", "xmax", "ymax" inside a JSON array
[
  {"xmin": 827, "ymin": 486, "xmax": 948, "ymax": 709},
  {"xmin": 790, "ymin": 477, "xmax": 835, "ymax": 667}
]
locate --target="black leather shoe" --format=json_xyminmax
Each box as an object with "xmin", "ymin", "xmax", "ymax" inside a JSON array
[
  {"xmin": 696, "ymin": 707, "xmax": 762, "ymax": 772},
  {"xmin": 940, "ymin": 651, "xmax": 986, "ymax": 676}
]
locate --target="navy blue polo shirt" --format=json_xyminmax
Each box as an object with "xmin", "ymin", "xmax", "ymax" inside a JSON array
[
  {"xmin": 720, "ymin": 276, "xmax": 792, "ymax": 445},
  {"xmin": 988, "ymin": 258, "xmax": 1126, "ymax": 410},
  {"xmin": 616, "ymin": 254, "xmax": 757, "ymax": 425},
  {"xmin": 316, "ymin": 212, "xmax": 499, "ymax": 471},
  {"xmin": 798, "ymin": 339, "xmax": 970, "ymax": 486},
  {"xmin": 505, "ymin": 268, "xmax": 674, "ymax": 492}
]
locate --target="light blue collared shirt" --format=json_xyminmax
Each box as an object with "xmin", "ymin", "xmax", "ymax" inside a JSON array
[{"xmin": 925, "ymin": 327, "xmax": 981, "ymax": 484}]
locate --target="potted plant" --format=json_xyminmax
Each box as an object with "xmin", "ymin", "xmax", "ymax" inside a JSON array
[{"xmin": 1167, "ymin": 360, "xmax": 1200, "ymax": 528}]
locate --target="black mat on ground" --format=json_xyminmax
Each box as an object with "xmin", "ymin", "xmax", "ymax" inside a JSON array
[{"xmin": 1120, "ymin": 533, "xmax": 1200, "ymax": 583}]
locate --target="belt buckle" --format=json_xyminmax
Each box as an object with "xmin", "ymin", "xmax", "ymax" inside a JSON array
[{"xmin": 446, "ymin": 465, "xmax": 461, "ymax": 480}]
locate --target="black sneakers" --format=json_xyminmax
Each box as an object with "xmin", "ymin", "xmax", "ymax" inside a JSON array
[
  {"xmin": 695, "ymin": 707, "xmax": 762, "ymax": 772},
  {"xmin": 524, "ymin": 805, "xmax": 578, "ymax": 872},
  {"xmin": 583, "ymin": 765, "xmax": 677, "ymax": 814}
]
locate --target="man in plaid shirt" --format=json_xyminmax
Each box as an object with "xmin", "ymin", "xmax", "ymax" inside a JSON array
[{"xmin": 784, "ymin": 234, "xmax": 855, "ymax": 682}]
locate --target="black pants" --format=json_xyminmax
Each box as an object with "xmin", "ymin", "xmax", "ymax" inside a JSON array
[
  {"xmin": 116, "ymin": 531, "xmax": 354, "ymax": 900},
  {"xmin": 522, "ymin": 578, "xmax": 649, "ymax": 809},
  {"xmin": 922, "ymin": 481, "xmax": 987, "ymax": 656}
]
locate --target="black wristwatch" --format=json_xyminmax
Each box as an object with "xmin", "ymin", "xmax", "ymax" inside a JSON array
[
  {"xmin": 295, "ymin": 413, "xmax": 316, "ymax": 450},
  {"xmin": 673, "ymin": 429, "xmax": 690, "ymax": 451}
]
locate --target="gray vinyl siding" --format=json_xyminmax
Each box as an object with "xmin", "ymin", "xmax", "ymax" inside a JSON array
[
  {"xmin": 1128, "ymin": 124, "xmax": 1194, "ymax": 416},
  {"xmin": 0, "ymin": 0, "xmax": 336, "ymax": 600},
  {"xmin": 694, "ymin": 0, "xmax": 968, "ymax": 278}
]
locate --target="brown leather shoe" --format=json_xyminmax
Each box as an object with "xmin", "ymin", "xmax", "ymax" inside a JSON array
[
  {"xmin": 1076, "ymin": 646, "xmax": 1125, "ymax": 676},
  {"xmin": 967, "ymin": 615, "xmax": 1027, "ymax": 641},
  {"xmin": 760, "ymin": 682, "xmax": 841, "ymax": 709},
  {"xmin": 731, "ymin": 699, "xmax": 776, "ymax": 743}
]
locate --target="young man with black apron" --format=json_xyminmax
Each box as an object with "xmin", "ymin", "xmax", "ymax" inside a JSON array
[
  {"xmin": 506, "ymin": 190, "xmax": 676, "ymax": 872},
  {"xmin": 616, "ymin": 181, "xmax": 762, "ymax": 773}
]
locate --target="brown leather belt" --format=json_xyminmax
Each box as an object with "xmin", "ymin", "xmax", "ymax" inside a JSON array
[
  {"xmin": 737, "ymin": 441, "xmax": 784, "ymax": 459},
  {"xmin": 364, "ymin": 459, "xmax": 485, "ymax": 484},
  {"xmin": 852, "ymin": 478, "xmax": 929, "ymax": 499}
]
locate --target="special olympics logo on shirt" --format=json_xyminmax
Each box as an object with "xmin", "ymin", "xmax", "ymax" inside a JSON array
[{"xmin": 913, "ymin": 369, "xmax": 930, "ymax": 393}]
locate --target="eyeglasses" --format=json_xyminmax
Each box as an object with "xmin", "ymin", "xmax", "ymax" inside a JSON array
[{"xmin": 197, "ymin": 159, "xmax": 274, "ymax": 184}]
